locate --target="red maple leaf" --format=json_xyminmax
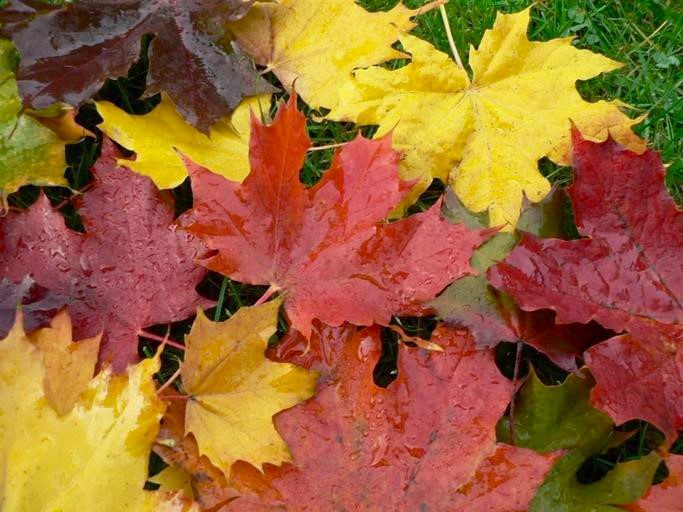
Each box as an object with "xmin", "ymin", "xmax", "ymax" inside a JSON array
[
  {"xmin": 184, "ymin": 95, "xmax": 490, "ymax": 336},
  {"xmin": 431, "ymin": 189, "xmax": 613, "ymax": 372},
  {"xmin": 489, "ymin": 132, "xmax": 683, "ymax": 443},
  {"xmin": 213, "ymin": 325, "xmax": 558, "ymax": 510},
  {"xmin": 0, "ymin": 139, "xmax": 208, "ymax": 370}
]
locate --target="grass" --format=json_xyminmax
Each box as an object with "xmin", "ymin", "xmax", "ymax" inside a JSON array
[{"xmin": 6, "ymin": 0, "xmax": 681, "ymax": 487}]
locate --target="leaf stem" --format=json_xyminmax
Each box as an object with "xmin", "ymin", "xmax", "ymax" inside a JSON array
[
  {"xmin": 254, "ymin": 284, "xmax": 279, "ymax": 306},
  {"xmin": 509, "ymin": 341, "xmax": 523, "ymax": 444},
  {"xmin": 415, "ymin": 0, "xmax": 447, "ymax": 16},
  {"xmin": 157, "ymin": 366, "xmax": 182, "ymax": 395},
  {"xmin": 139, "ymin": 329, "xmax": 185, "ymax": 351},
  {"xmin": 308, "ymin": 142, "xmax": 348, "ymax": 152},
  {"xmin": 439, "ymin": 4, "xmax": 464, "ymax": 69}
]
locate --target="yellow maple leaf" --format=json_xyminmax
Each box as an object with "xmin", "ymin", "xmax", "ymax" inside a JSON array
[
  {"xmin": 95, "ymin": 94, "xmax": 271, "ymax": 189},
  {"xmin": 29, "ymin": 309, "xmax": 100, "ymax": 416},
  {"xmin": 182, "ymin": 300, "xmax": 318, "ymax": 474},
  {"xmin": 328, "ymin": 8, "xmax": 646, "ymax": 228},
  {"xmin": 0, "ymin": 312, "xmax": 189, "ymax": 511},
  {"xmin": 226, "ymin": 0, "xmax": 442, "ymax": 109}
]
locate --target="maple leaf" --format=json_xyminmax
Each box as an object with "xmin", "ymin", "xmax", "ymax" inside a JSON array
[
  {"xmin": 226, "ymin": 0, "xmax": 441, "ymax": 109},
  {"xmin": 0, "ymin": 39, "xmax": 70, "ymax": 200},
  {"xmin": 327, "ymin": 8, "xmax": 646, "ymax": 226},
  {"xmin": 499, "ymin": 369, "xmax": 661, "ymax": 511},
  {"xmin": 214, "ymin": 325, "xmax": 557, "ymax": 510},
  {"xmin": 184, "ymin": 95, "xmax": 490, "ymax": 337},
  {"xmin": 0, "ymin": 276, "xmax": 68, "ymax": 337},
  {"xmin": 431, "ymin": 189, "xmax": 612, "ymax": 371},
  {"xmin": 95, "ymin": 94, "xmax": 271, "ymax": 189},
  {"xmin": 181, "ymin": 300, "xmax": 318, "ymax": 474},
  {"xmin": 0, "ymin": 312, "xmax": 190, "ymax": 511},
  {"xmin": 489, "ymin": 133, "xmax": 682, "ymax": 443},
  {"xmin": 0, "ymin": 139, "xmax": 208, "ymax": 370},
  {"xmin": 625, "ymin": 454, "xmax": 683, "ymax": 512},
  {"xmin": 30, "ymin": 309, "xmax": 100, "ymax": 416},
  {"xmin": 0, "ymin": 0, "xmax": 274, "ymax": 132}
]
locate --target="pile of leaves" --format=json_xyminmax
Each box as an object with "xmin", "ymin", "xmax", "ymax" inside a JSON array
[{"xmin": 0, "ymin": 1, "xmax": 680, "ymax": 510}]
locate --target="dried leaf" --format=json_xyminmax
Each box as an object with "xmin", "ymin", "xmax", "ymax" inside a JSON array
[
  {"xmin": 227, "ymin": 0, "xmax": 434, "ymax": 109},
  {"xmin": 0, "ymin": 276, "xmax": 68, "ymax": 337}
]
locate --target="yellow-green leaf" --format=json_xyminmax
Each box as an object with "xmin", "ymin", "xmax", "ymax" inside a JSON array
[
  {"xmin": 0, "ymin": 40, "xmax": 70, "ymax": 203},
  {"xmin": 96, "ymin": 94, "xmax": 271, "ymax": 189},
  {"xmin": 182, "ymin": 300, "xmax": 318, "ymax": 474},
  {"xmin": 328, "ymin": 8, "xmax": 645, "ymax": 227}
]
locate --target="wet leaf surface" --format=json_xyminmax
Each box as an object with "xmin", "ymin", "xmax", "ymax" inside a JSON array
[
  {"xmin": 0, "ymin": 313, "xmax": 186, "ymax": 511},
  {"xmin": 0, "ymin": 0, "xmax": 274, "ymax": 131},
  {"xmin": 490, "ymin": 132, "xmax": 683, "ymax": 443},
  {"xmin": 0, "ymin": 276, "xmax": 68, "ymax": 337},
  {"xmin": 0, "ymin": 139, "xmax": 209, "ymax": 370},
  {"xmin": 499, "ymin": 369, "xmax": 661, "ymax": 512},
  {"xmin": 221, "ymin": 325, "xmax": 558, "ymax": 510},
  {"xmin": 181, "ymin": 300, "xmax": 317, "ymax": 474},
  {"xmin": 184, "ymin": 95, "xmax": 490, "ymax": 337}
]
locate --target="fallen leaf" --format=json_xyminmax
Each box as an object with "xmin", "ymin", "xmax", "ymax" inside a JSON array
[
  {"xmin": 96, "ymin": 94, "xmax": 271, "ymax": 189},
  {"xmin": 585, "ymin": 332, "xmax": 682, "ymax": 446},
  {"xmin": 227, "ymin": 0, "xmax": 440, "ymax": 109},
  {"xmin": 29, "ymin": 309, "xmax": 100, "ymax": 416},
  {"xmin": 432, "ymin": 188, "xmax": 611, "ymax": 371},
  {"xmin": 0, "ymin": 139, "xmax": 209, "ymax": 371},
  {"xmin": 267, "ymin": 321, "xmax": 358, "ymax": 380},
  {"xmin": 154, "ymin": 400, "xmax": 239, "ymax": 510},
  {"xmin": 489, "ymin": 133, "xmax": 682, "ymax": 442},
  {"xmin": 0, "ymin": 0, "xmax": 274, "ymax": 131},
  {"xmin": 0, "ymin": 276, "xmax": 68, "ymax": 338},
  {"xmin": 0, "ymin": 39, "xmax": 68, "ymax": 200},
  {"xmin": 625, "ymin": 454, "xmax": 683, "ymax": 511},
  {"xmin": 0, "ymin": 312, "xmax": 187, "ymax": 511},
  {"xmin": 182, "ymin": 300, "xmax": 318, "ymax": 473},
  {"xmin": 328, "ymin": 8, "xmax": 645, "ymax": 225},
  {"xmin": 499, "ymin": 369, "xmax": 661, "ymax": 511},
  {"xmin": 221, "ymin": 325, "xmax": 557, "ymax": 510},
  {"xmin": 184, "ymin": 94, "xmax": 490, "ymax": 337}
]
